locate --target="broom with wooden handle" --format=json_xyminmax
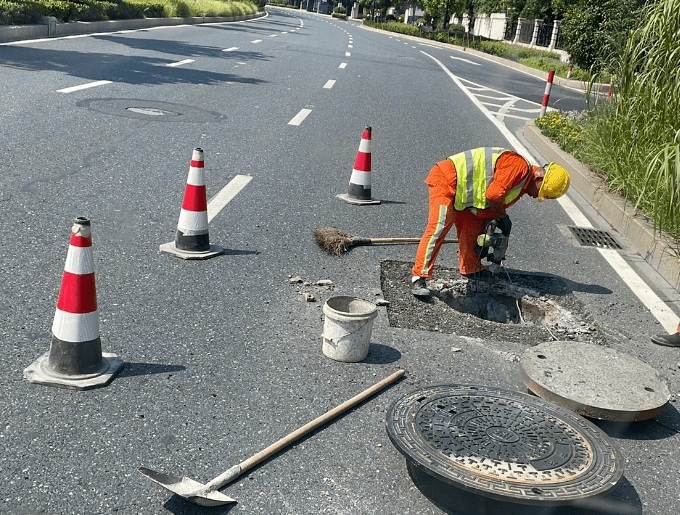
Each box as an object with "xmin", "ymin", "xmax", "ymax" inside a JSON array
[{"xmin": 314, "ymin": 227, "xmax": 458, "ymax": 256}]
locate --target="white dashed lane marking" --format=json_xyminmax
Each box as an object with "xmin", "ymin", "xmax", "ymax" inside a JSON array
[
  {"xmin": 166, "ymin": 59, "xmax": 194, "ymax": 67},
  {"xmin": 288, "ymin": 108, "xmax": 312, "ymax": 126},
  {"xmin": 57, "ymin": 80, "xmax": 112, "ymax": 93}
]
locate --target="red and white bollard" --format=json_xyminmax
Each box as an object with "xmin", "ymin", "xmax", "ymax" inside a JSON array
[
  {"xmin": 539, "ymin": 70, "xmax": 555, "ymax": 118},
  {"xmin": 567, "ymin": 64, "xmax": 573, "ymax": 79}
]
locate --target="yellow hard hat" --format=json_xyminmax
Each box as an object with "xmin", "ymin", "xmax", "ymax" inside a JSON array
[{"xmin": 538, "ymin": 162, "xmax": 570, "ymax": 202}]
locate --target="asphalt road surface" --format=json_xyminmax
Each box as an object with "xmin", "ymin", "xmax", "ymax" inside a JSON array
[{"xmin": 1, "ymin": 8, "xmax": 679, "ymax": 515}]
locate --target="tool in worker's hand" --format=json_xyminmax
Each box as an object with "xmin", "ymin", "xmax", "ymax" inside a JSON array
[
  {"xmin": 315, "ymin": 227, "xmax": 458, "ymax": 256},
  {"xmin": 474, "ymin": 220, "xmax": 509, "ymax": 279},
  {"xmin": 138, "ymin": 369, "xmax": 405, "ymax": 506}
]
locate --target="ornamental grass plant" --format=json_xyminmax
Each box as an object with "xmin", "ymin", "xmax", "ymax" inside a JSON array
[{"xmin": 576, "ymin": 0, "xmax": 680, "ymax": 241}]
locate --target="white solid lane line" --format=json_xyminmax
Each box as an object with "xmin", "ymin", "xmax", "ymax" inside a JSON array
[
  {"xmin": 166, "ymin": 59, "xmax": 195, "ymax": 67},
  {"xmin": 323, "ymin": 80, "xmax": 336, "ymax": 89},
  {"xmin": 422, "ymin": 49, "xmax": 679, "ymax": 334},
  {"xmin": 451, "ymin": 56, "xmax": 481, "ymax": 66},
  {"xmin": 57, "ymin": 80, "xmax": 112, "ymax": 93},
  {"xmin": 288, "ymin": 108, "xmax": 312, "ymax": 126},
  {"xmin": 207, "ymin": 175, "xmax": 253, "ymax": 223}
]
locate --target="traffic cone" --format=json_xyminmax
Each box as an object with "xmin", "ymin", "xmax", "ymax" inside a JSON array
[
  {"xmin": 159, "ymin": 148, "xmax": 223, "ymax": 259},
  {"xmin": 24, "ymin": 217, "xmax": 123, "ymax": 390},
  {"xmin": 337, "ymin": 126, "xmax": 380, "ymax": 205}
]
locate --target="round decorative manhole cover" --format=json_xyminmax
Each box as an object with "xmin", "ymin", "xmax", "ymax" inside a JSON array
[{"xmin": 386, "ymin": 385, "xmax": 624, "ymax": 506}]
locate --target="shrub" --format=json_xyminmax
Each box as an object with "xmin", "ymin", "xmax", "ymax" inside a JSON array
[
  {"xmin": 535, "ymin": 111, "xmax": 584, "ymax": 156},
  {"xmin": 0, "ymin": 0, "xmax": 256, "ymax": 24},
  {"xmin": 518, "ymin": 56, "xmax": 591, "ymax": 82}
]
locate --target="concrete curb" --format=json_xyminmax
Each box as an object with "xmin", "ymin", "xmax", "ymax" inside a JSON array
[
  {"xmin": 525, "ymin": 120, "xmax": 680, "ymax": 291},
  {"xmin": 0, "ymin": 12, "xmax": 266, "ymax": 43}
]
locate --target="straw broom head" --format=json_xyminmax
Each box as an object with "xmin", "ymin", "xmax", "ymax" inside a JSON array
[{"xmin": 314, "ymin": 227, "xmax": 355, "ymax": 256}]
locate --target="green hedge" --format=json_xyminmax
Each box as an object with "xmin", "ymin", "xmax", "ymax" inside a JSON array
[{"xmin": 0, "ymin": 0, "xmax": 251, "ymax": 25}]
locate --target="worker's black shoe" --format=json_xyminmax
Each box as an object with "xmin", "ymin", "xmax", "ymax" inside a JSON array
[
  {"xmin": 462, "ymin": 269, "xmax": 493, "ymax": 281},
  {"xmin": 651, "ymin": 332, "xmax": 680, "ymax": 347},
  {"xmin": 410, "ymin": 277, "xmax": 431, "ymax": 297}
]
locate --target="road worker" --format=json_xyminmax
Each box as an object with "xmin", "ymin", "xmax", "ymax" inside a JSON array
[
  {"xmin": 411, "ymin": 147, "xmax": 570, "ymax": 296},
  {"xmin": 651, "ymin": 321, "xmax": 680, "ymax": 347}
]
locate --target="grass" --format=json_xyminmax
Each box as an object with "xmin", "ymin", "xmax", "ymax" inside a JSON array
[
  {"xmin": 0, "ymin": 0, "xmax": 258, "ymax": 25},
  {"xmin": 576, "ymin": 0, "xmax": 680, "ymax": 243},
  {"xmin": 534, "ymin": 1, "xmax": 680, "ymax": 244}
]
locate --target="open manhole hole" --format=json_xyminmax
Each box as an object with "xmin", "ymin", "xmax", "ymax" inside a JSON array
[
  {"xmin": 386, "ymin": 385, "xmax": 625, "ymax": 514},
  {"xmin": 568, "ymin": 227, "xmax": 621, "ymax": 249},
  {"xmin": 380, "ymin": 260, "xmax": 604, "ymax": 346}
]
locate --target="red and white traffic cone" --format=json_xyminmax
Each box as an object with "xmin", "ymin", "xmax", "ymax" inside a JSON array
[
  {"xmin": 24, "ymin": 217, "xmax": 123, "ymax": 389},
  {"xmin": 159, "ymin": 148, "xmax": 223, "ymax": 259},
  {"xmin": 337, "ymin": 126, "xmax": 380, "ymax": 205}
]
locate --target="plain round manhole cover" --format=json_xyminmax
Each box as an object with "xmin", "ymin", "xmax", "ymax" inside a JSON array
[
  {"xmin": 126, "ymin": 107, "xmax": 178, "ymax": 116},
  {"xmin": 75, "ymin": 98, "xmax": 225, "ymax": 122},
  {"xmin": 521, "ymin": 341, "xmax": 670, "ymax": 421},
  {"xmin": 386, "ymin": 385, "xmax": 624, "ymax": 508}
]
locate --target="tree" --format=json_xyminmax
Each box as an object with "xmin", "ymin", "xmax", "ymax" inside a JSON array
[{"xmin": 560, "ymin": 0, "xmax": 647, "ymax": 71}]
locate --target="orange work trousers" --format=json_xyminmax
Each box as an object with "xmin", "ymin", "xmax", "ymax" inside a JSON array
[{"xmin": 412, "ymin": 160, "xmax": 490, "ymax": 278}]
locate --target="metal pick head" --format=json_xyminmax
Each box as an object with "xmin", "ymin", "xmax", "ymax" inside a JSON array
[{"xmin": 138, "ymin": 467, "xmax": 237, "ymax": 506}]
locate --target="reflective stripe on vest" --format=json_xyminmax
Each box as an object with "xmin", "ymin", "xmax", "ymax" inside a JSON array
[{"xmin": 449, "ymin": 147, "xmax": 529, "ymax": 211}]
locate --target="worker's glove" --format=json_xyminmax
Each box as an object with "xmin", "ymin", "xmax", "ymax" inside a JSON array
[{"xmin": 498, "ymin": 216, "xmax": 512, "ymax": 236}]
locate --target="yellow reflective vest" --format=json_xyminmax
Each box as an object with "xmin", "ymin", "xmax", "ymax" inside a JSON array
[{"xmin": 449, "ymin": 147, "xmax": 530, "ymax": 211}]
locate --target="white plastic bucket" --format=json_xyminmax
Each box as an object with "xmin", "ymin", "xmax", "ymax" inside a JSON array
[{"xmin": 322, "ymin": 296, "xmax": 378, "ymax": 362}]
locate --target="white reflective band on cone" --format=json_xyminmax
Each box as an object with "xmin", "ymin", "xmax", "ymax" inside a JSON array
[
  {"xmin": 52, "ymin": 310, "xmax": 100, "ymax": 342},
  {"xmin": 349, "ymin": 169, "xmax": 371, "ymax": 186},
  {"xmin": 177, "ymin": 209, "xmax": 209, "ymax": 235},
  {"xmin": 186, "ymin": 167, "xmax": 206, "ymax": 186},
  {"xmin": 357, "ymin": 139, "xmax": 371, "ymax": 153},
  {"xmin": 63, "ymin": 246, "xmax": 95, "ymax": 275}
]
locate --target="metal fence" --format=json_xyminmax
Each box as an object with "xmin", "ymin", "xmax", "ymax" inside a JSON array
[
  {"xmin": 518, "ymin": 21, "xmax": 533, "ymax": 44},
  {"xmin": 502, "ymin": 19, "xmax": 563, "ymax": 50}
]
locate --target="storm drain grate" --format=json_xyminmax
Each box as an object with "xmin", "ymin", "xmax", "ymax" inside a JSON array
[{"xmin": 568, "ymin": 226, "xmax": 621, "ymax": 249}]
